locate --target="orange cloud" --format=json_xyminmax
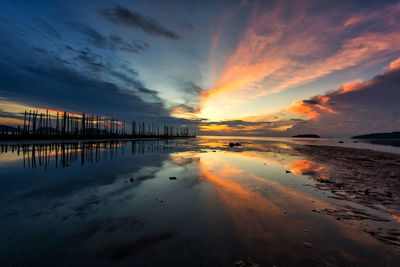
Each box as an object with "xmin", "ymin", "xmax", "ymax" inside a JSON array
[
  {"xmin": 200, "ymin": 2, "xmax": 400, "ymax": 121},
  {"xmin": 198, "ymin": 120, "xmax": 291, "ymax": 134},
  {"xmin": 388, "ymin": 57, "xmax": 400, "ymax": 71},
  {"xmin": 288, "ymin": 95, "xmax": 336, "ymax": 119},
  {"xmin": 170, "ymin": 105, "xmax": 199, "ymax": 120},
  {"xmin": 0, "ymin": 117, "xmax": 25, "ymax": 126},
  {"xmin": 338, "ymin": 79, "xmax": 365, "ymax": 94},
  {"xmin": 289, "ymin": 100, "xmax": 320, "ymax": 119},
  {"xmin": 286, "ymin": 57, "xmax": 400, "ymax": 119}
]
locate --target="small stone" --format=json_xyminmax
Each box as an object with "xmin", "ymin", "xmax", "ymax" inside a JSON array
[
  {"xmin": 286, "ymin": 170, "xmax": 291, "ymax": 174},
  {"xmin": 130, "ymin": 177, "xmax": 134, "ymax": 182},
  {"xmin": 303, "ymin": 242, "xmax": 313, "ymax": 248},
  {"xmin": 229, "ymin": 142, "xmax": 242, "ymax": 147},
  {"xmin": 169, "ymin": 177, "xmax": 177, "ymax": 180}
]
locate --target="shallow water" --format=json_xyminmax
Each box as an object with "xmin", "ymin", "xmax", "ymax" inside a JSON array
[
  {"xmin": 0, "ymin": 137, "xmax": 399, "ymax": 266},
  {"xmin": 202, "ymin": 136, "xmax": 400, "ymax": 154}
]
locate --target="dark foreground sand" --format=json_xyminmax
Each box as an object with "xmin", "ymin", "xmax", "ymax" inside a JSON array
[{"xmin": 294, "ymin": 145, "xmax": 400, "ymax": 248}]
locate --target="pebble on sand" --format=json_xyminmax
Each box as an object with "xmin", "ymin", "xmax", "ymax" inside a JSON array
[
  {"xmin": 303, "ymin": 242, "xmax": 313, "ymax": 248},
  {"xmin": 229, "ymin": 142, "xmax": 242, "ymax": 147}
]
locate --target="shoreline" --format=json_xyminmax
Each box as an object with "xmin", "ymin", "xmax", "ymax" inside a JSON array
[
  {"xmin": 0, "ymin": 136, "xmax": 196, "ymax": 145},
  {"xmin": 294, "ymin": 144, "xmax": 400, "ymax": 248}
]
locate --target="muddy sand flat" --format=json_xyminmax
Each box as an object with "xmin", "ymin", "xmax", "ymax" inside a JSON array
[{"xmin": 295, "ymin": 145, "xmax": 400, "ymax": 248}]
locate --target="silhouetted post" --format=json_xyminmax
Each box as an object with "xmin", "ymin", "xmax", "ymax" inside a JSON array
[
  {"xmin": 91, "ymin": 115, "xmax": 94, "ymax": 135},
  {"xmin": 96, "ymin": 116, "xmax": 99, "ymax": 135},
  {"xmin": 61, "ymin": 112, "xmax": 65, "ymax": 135},
  {"xmin": 45, "ymin": 110, "xmax": 49, "ymax": 135},
  {"xmin": 39, "ymin": 113, "xmax": 43, "ymax": 135},
  {"xmin": 81, "ymin": 113, "xmax": 85, "ymax": 136},
  {"xmin": 26, "ymin": 110, "xmax": 31, "ymax": 134},
  {"xmin": 56, "ymin": 112, "xmax": 59, "ymax": 135},
  {"xmin": 32, "ymin": 110, "xmax": 37, "ymax": 135},
  {"xmin": 67, "ymin": 114, "xmax": 71, "ymax": 135},
  {"xmin": 48, "ymin": 113, "xmax": 52, "ymax": 135},
  {"xmin": 23, "ymin": 111, "xmax": 27, "ymax": 135}
]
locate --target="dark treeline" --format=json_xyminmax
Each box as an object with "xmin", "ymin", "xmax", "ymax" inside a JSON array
[
  {"xmin": 0, "ymin": 110, "xmax": 196, "ymax": 140},
  {"xmin": 0, "ymin": 140, "xmax": 186, "ymax": 169}
]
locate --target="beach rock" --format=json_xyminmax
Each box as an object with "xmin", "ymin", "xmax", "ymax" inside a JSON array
[
  {"xmin": 303, "ymin": 242, "xmax": 314, "ymax": 248},
  {"xmin": 286, "ymin": 170, "xmax": 291, "ymax": 174},
  {"xmin": 169, "ymin": 177, "xmax": 177, "ymax": 180},
  {"xmin": 229, "ymin": 142, "xmax": 242, "ymax": 147},
  {"xmin": 130, "ymin": 177, "xmax": 134, "ymax": 182},
  {"xmin": 234, "ymin": 257, "xmax": 260, "ymax": 267}
]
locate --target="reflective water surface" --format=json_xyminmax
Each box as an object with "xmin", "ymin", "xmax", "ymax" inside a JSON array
[{"xmin": 0, "ymin": 137, "xmax": 399, "ymax": 266}]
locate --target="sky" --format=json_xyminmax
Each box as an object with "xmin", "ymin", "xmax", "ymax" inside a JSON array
[{"xmin": 0, "ymin": 0, "xmax": 399, "ymax": 136}]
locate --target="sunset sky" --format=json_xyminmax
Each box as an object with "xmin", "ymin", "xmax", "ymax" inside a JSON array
[{"xmin": 0, "ymin": 0, "xmax": 399, "ymax": 136}]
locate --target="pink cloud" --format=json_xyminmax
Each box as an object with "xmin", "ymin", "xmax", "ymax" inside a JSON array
[
  {"xmin": 388, "ymin": 57, "xmax": 400, "ymax": 71},
  {"xmin": 285, "ymin": 66, "xmax": 400, "ymax": 136},
  {"xmin": 201, "ymin": 1, "xmax": 400, "ymax": 105}
]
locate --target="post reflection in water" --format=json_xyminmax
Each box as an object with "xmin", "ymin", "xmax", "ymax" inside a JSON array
[
  {"xmin": 0, "ymin": 138, "xmax": 399, "ymax": 266},
  {"xmin": 0, "ymin": 140, "xmax": 185, "ymax": 169}
]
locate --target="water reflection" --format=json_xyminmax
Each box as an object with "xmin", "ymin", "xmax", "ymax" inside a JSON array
[
  {"xmin": 0, "ymin": 138, "xmax": 399, "ymax": 266},
  {"xmin": 285, "ymin": 160, "xmax": 327, "ymax": 180},
  {"xmin": 0, "ymin": 140, "xmax": 185, "ymax": 169},
  {"xmin": 196, "ymin": 150, "xmax": 387, "ymax": 265}
]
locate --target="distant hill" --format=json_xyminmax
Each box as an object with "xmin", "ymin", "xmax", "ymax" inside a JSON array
[
  {"xmin": 292, "ymin": 134, "xmax": 320, "ymax": 138},
  {"xmin": 351, "ymin": 132, "xmax": 400, "ymax": 139}
]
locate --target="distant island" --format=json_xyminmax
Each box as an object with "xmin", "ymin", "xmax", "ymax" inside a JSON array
[
  {"xmin": 292, "ymin": 134, "xmax": 320, "ymax": 138},
  {"xmin": 351, "ymin": 132, "xmax": 400, "ymax": 139}
]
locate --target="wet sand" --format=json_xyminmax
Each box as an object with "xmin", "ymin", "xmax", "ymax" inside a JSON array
[{"xmin": 294, "ymin": 145, "xmax": 400, "ymax": 248}]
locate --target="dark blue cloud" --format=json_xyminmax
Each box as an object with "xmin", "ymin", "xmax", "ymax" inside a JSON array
[
  {"xmin": 69, "ymin": 22, "xmax": 150, "ymax": 53},
  {"xmin": 0, "ymin": 9, "xmax": 190, "ymax": 125},
  {"xmin": 0, "ymin": 57, "xmax": 167, "ymax": 121},
  {"xmin": 99, "ymin": 5, "xmax": 181, "ymax": 40}
]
